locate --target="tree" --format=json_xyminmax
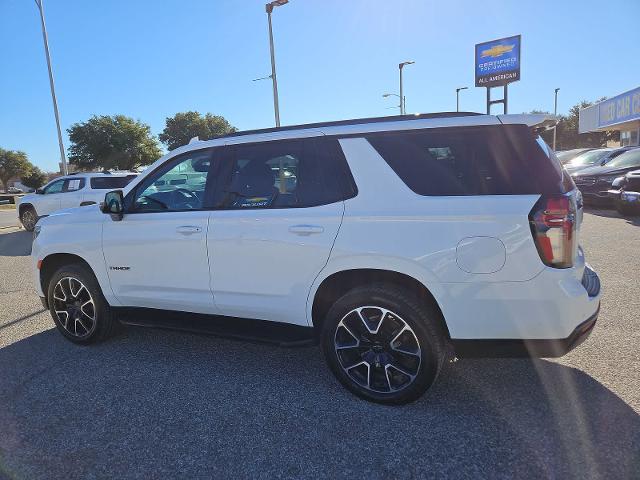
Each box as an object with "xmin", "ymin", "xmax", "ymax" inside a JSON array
[
  {"xmin": 159, "ymin": 111, "xmax": 236, "ymax": 151},
  {"xmin": 527, "ymin": 100, "xmax": 619, "ymax": 150},
  {"xmin": 0, "ymin": 148, "xmax": 31, "ymax": 192},
  {"xmin": 21, "ymin": 166, "xmax": 48, "ymax": 190},
  {"xmin": 67, "ymin": 115, "xmax": 162, "ymax": 171}
]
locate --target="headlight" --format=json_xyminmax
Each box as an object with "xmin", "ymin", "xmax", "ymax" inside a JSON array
[
  {"xmin": 33, "ymin": 225, "xmax": 41, "ymax": 241},
  {"xmin": 611, "ymin": 176, "xmax": 626, "ymax": 188},
  {"xmin": 597, "ymin": 175, "xmax": 623, "ymax": 184}
]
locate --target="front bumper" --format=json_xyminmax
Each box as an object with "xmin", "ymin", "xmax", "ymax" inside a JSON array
[{"xmin": 582, "ymin": 190, "xmax": 614, "ymax": 206}]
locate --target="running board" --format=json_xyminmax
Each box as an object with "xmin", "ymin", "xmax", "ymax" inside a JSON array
[{"xmin": 115, "ymin": 307, "xmax": 316, "ymax": 348}]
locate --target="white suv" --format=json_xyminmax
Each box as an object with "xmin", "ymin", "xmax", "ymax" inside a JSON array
[
  {"xmin": 30, "ymin": 113, "xmax": 601, "ymax": 404},
  {"xmin": 17, "ymin": 172, "xmax": 138, "ymax": 231}
]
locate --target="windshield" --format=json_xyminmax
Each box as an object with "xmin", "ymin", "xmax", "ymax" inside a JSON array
[
  {"xmin": 568, "ymin": 149, "xmax": 611, "ymax": 167},
  {"xmin": 605, "ymin": 149, "xmax": 640, "ymax": 168}
]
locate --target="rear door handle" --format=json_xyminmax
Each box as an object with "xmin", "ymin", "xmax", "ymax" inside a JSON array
[
  {"xmin": 288, "ymin": 225, "xmax": 324, "ymax": 236},
  {"xmin": 176, "ymin": 225, "xmax": 202, "ymax": 235}
]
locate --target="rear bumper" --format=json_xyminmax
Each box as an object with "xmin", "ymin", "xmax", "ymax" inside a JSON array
[{"xmin": 452, "ymin": 303, "xmax": 599, "ymax": 358}]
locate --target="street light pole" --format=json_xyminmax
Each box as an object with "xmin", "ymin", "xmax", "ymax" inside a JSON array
[
  {"xmin": 265, "ymin": 0, "xmax": 288, "ymax": 128},
  {"xmin": 34, "ymin": 0, "xmax": 67, "ymax": 175},
  {"xmin": 455, "ymin": 86, "xmax": 468, "ymax": 112},
  {"xmin": 553, "ymin": 88, "xmax": 560, "ymax": 150},
  {"xmin": 398, "ymin": 61, "xmax": 414, "ymax": 115}
]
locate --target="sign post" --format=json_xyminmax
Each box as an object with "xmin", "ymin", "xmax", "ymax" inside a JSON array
[{"xmin": 475, "ymin": 35, "xmax": 521, "ymax": 114}]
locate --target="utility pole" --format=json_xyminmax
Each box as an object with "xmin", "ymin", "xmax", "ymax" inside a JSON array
[
  {"xmin": 456, "ymin": 86, "xmax": 468, "ymax": 112},
  {"xmin": 265, "ymin": 0, "xmax": 288, "ymax": 127},
  {"xmin": 398, "ymin": 61, "xmax": 414, "ymax": 115},
  {"xmin": 35, "ymin": 0, "xmax": 67, "ymax": 175},
  {"xmin": 553, "ymin": 88, "xmax": 560, "ymax": 150}
]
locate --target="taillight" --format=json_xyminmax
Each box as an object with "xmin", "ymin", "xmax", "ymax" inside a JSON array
[{"xmin": 529, "ymin": 194, "xmax": 577, "ymax": 268}]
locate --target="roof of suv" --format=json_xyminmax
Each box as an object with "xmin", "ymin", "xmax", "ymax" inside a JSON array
[
  {"xmin": 67, "ymin": 171, "xmax": 137, "ymax": 177},
  {"xmin": 176, "ymin": 112, "xmax": 557, "ymax": 153}
]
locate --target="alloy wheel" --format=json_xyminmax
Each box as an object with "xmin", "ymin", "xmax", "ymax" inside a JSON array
[
  {"xmin": 334, "ymin": 306, "xmax": 422, "ymax": 393},
  {"xmin": 52, "ymin": 277, "xmax": 97, "ymax": 338},
  {"xmin": 21, "ymin": 210, "xmax": 36, "ymax": 231}
]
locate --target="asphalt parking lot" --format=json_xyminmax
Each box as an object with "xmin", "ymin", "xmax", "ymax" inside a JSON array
[
  {"xmin": 0, "ymin": 210, "xmax": 638, "ymax": 480},
  {"xmin": 0, "ymin": 210, "xmax": 18, "ymax": 229}
]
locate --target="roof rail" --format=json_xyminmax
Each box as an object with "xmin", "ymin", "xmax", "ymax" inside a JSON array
[{"xmin": 211, "ymin": 112, "xmax": 483, "ymax": 141}]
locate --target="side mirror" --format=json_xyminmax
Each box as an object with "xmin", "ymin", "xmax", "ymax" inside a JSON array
[
  {"xmin": 101, "ymin": 190, "xmax": 125, "ymax": 220},
  {"xmin": 35, "ymin": 188, "xmax": 44, "ymax": 194}
]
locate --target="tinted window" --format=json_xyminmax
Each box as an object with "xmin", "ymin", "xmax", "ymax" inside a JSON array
[
  {"xmin": 90, "ymin": 175, "xmax": 137, "ymax": 190},
  {"xmin": 132, "ymin": 150, "xmax": 212, "ymax": 211},
  {"xmin": 367, "ymin": 125, "xmax": 568, "ymax": 196},
  {"xmin": 216, "ymin": 138, "xmax": 353, "ymax": 209}
]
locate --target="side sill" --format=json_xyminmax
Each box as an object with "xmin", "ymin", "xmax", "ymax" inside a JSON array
[
  {"xmin": 451, "ymin": 303, "xmax": 599, "ymax": 358},
  {"xmin": 114, "ymin": 307, "xmax": 317, "ymax": 348}
]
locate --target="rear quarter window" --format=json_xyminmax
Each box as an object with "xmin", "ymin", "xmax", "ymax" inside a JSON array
[
  {"xmin": 366, "ymin": 125, "xmax": 569, "ymax": 196},
  {"xmin": 90, "ymin": 175, "xmax": 137, "ymax": 190}
]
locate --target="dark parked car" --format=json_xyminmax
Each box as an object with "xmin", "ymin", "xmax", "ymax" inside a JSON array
[
  {"xmin": 607, "ymin": 169, "xmax": 640, "ymax": 215},
  {"xmin": 564, "ymin": 147, "xmax": 634, "ymax": 175},
  {"xmin": 556, "ymin": 148, "xmax": 594, "ymax": 165},
  {"xmin": 572, "ymin": 148, "xmax": 640, "ymax": 206}
]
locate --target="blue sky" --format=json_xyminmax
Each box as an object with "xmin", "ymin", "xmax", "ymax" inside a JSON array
[{"xmin": 1, "ymin": 0, "xmax": 639, "ymax": 172}]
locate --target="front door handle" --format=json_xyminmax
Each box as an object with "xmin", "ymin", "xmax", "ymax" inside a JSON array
[
  {"xmin": 288, "ymin": 225, "xmax": 324, "ymax": 236},
  {"xmin": 176, "ymin": 225, "xmax": 202, "ymax": 235}
]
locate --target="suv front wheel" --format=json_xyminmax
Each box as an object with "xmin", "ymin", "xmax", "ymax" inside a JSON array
[
  {"xmin": 47, "ymin": 263, "xmax": 119, "ymax": 344},
  {"xmin": 322, "ymin": 283, "xmax": 446, "ymax": 405}
]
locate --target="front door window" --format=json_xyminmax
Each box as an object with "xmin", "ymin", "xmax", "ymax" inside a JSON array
[
  {"xmin": 43, "ymin": 179, "xmax": 64, "ymax": 194},
  {"xmin": 132, "ymin": 150, "xmax": 212, "ymax": 212}
]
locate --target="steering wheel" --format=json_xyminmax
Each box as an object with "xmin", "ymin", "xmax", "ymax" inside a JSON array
[{"xmin": 173, "ymin": 188, "xmax": 200, "ymax": 208}]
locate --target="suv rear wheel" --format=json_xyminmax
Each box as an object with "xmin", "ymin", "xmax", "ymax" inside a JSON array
[
  {"xmin": 47, "ymin": 263, "xmax": 119, "ymax": 344},
  {"xmin": 321, "ymin": 283, "xmax": 446, "ymax": 404},
  {"xmin": 20, "ymin": 206, "xmax": 37, "ymax": 232}
]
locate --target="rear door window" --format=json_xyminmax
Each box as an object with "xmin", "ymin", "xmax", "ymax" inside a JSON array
[
  {"xmin": 215, "ymin": 138, "xmax": 354, "ymax": 209},
  {"xmin": 62, "ymin": 178, "xmax": 85, "ymax": 192},
  {"xmin": 90, "ymin": 175, "xmax": 137, "ymax": 190}
]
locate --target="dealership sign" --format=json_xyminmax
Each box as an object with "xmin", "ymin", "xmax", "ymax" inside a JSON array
[
  {"xmin": 597, "ymin": 86, "xmax": 640, "ymax": 128},
  {"xmin": 475, "ymin": 35, "xmax": 521, "ymax": 87}
]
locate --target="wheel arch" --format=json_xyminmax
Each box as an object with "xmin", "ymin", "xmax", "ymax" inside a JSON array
[
  {"xmin": 39, "ymin": 253, "xmax": 95, "ymax": 302},
  {"xmin": 310, "ymin": 268, "xmax": 451, "ymax": 340},
  {"xmin": 18, "ymin": 202, "xmax": 36, "ymax": 217}
]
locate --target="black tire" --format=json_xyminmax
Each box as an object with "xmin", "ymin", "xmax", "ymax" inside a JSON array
[
  {"xmin": 321, "ymin": 283, "xmax": 446, "ymax": 405},
  {"xmin": 20, "ymin": 206, "xmax": 38, "ymax": 232},
  {"xmin": 46, "ymin": 263, "xmax": 119, "ymax": 344},
  {"xmin": 617, "ymin": 202, "xmax": 640, "ymax": 217}
]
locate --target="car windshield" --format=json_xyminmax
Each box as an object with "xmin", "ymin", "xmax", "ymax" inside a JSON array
[
  {"xmin": 568, "ymin": 149, "xmax": 611, "ymax": 167},
  {"xmin": 605, "ymin": 149, "xmax": 640, "ymax": 168}
]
